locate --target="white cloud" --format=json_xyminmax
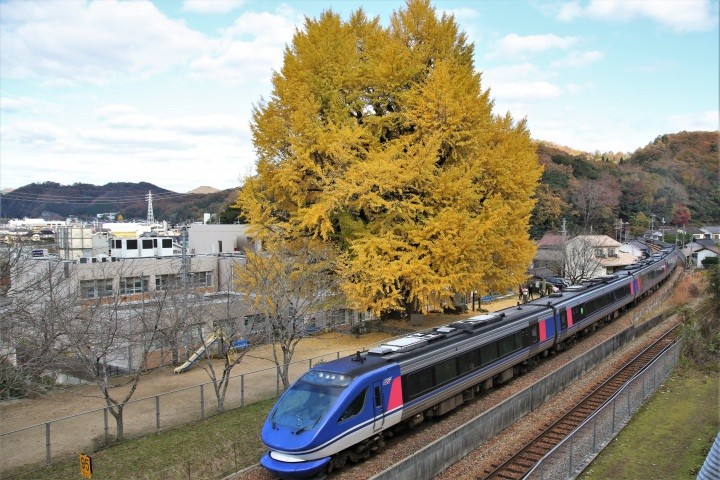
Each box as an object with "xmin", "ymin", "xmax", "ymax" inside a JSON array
[
  {"xmin": 3, "ymin": 121, "xmax": 69, "ymax": 145},
  {"xmin": 490, "ymin": 82, "xmax": 563, "ymax": 101},
  {"xmin": 0, "ymin": 96, "xmax": 36, "ymax": 113},
  {"xmin": 0, "ymin": 0, "xmax": 209, "ymax": 84},
  {"xmin": 551, "ymin": 50, "xmax": 605, "ymax": 68},
  {"xmin": 665, "ymin": 111, "xmax": 720, "ymax": 132},
  {"xmin": 490, "ymin": 34, "xmax": 579, "ymax": 59},
  {"xmin": 483, "ymin": 63, "xmax": 543, "ymax": 82},
  {"xmin": 182, "ymin": 0, "xmax": 245, "ymax": 14},
  {"xmin": 188, "ymin": 9, "xmax": 300, "ymax": 84},
  {"xmin": 557, "ymin": 0, "xmax": 718, "ymax": 32}
]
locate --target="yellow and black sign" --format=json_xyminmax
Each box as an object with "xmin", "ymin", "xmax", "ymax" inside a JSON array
[{"xmin": 79, "ymin": 452, "xmax": 93, "ymax": 479}]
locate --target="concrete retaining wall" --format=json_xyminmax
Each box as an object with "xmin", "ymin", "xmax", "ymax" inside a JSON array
[{"xmin": 371, "ymin": 309, "xmax": 673, "ymax": 480}]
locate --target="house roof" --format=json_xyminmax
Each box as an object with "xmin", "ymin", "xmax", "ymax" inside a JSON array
[
  {"xmin": 696, "ymin": 238, "xmax": 718, "ymax": 249},
  {"xmin": 534, "ymin": 249, "xmax": 563, "ymax": 262},
  {"xmin": 536, "ymin": 233, "xmax": 565, "ymax": 248},
  {"xmin": 622, "ymin": 240, "xmax": 652, "ymax": 254},
  {"xmin": 684, "ymin": 244, "xmax": 720, "ymax": 256},
  {"xmin": 701, "ymin": 226, "xmax": 720, "ymax": 234},
  {"xmin": 598, "ymin": 251, "xmax": 637, "ymax": 267},
  {"xmin": 573, "ymin": 235, "xmax": 621, "ymax": 248}
]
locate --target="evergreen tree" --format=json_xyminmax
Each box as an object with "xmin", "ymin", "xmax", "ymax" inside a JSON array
[{"xmin": 238, "ymin": 0, "xmax": 541, "ymax": 316}]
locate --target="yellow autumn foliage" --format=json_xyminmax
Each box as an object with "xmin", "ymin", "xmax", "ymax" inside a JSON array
[{"xmin": 237, "ymin": 0, "xmax": 541, "ymax": 316}]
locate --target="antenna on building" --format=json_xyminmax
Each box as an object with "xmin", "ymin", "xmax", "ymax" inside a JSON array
[{"xmin": 146, "ymin": 190, "xmax": 155, "ymax": 224}]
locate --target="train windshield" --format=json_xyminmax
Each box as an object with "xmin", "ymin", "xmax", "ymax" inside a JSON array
[{"xmin": 270, "ymin": 370, "xmax": 352, "ymax": 432}]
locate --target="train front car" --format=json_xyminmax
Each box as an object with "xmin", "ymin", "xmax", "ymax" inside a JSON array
[{"xmin": 260, "ymin": 354, "xmax": 399, "ymax": 480}]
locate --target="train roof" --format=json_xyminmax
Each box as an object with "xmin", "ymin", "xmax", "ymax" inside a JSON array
[{"xmin": 313, "ymin": 244, "xmax": 678, "ymax": 374}]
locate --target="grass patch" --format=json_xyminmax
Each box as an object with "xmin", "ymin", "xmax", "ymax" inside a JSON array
[
  {"xmin": 579, "ymin": 365, "xmax": 719, "ymax": 480},
  {"xmin": 5, "ymin": 399, "xmax": 274, "ymax": 480}
]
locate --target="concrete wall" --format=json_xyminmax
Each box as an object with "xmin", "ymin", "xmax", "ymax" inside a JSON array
[{"xmin": 371, "ymin": 310, "xmax": 672, "ymax": 480}]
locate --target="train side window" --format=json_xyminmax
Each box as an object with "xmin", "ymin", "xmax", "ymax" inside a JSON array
[
  {"xmin": 480, "ymin": 343, "xmax": 498, "ymax": 365},
  {"xmin": 560, "ymin": 310, "xmax": 568, "ymax": 329},
  {"xmin": 523, "ymin": 325, "xmax": 538, "ymax": 347},
  {"xmin": 514, "ymin": 332, "xmax": 523, "ymax": 350},
  {"xmin": 498, "ymin": 335, "xmax": 515, "ymax": 357},
  {"xmin": 434, "ymin": 358, "xmax": 457, "ymax": 386},
  {"xmin": 458, "ymin": 349, "xmax": 478, "ymax": 374},
  {"xmin": 403, "ymin": 368, "xmax": 433, "ymax": 400},
  {"xmin": 339, "ymin": 389, "xmax": 366, "ymax": 422}
]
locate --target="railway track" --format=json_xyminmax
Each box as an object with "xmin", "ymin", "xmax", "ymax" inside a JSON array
[{"xmin": 480, "ymin": 325, "xmax": 679, "ymax": 480}]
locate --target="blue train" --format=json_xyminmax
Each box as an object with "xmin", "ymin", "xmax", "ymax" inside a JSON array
[{"xmin": 260, "ymin": 244, "xmax": 682, "ymax": 479}]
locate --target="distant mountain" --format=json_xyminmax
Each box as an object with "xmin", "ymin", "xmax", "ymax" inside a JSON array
[
  {"xmin": 188, "ymin": 186, "xmax": 220, "ymax": 194},
  {"xmin": 0, "ymin": 181, "xmax": 242, "ymax": 224}
]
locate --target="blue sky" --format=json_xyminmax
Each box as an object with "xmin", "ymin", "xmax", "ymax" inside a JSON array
[{"xmin": 1, "ymin": 0, "xmax": 718, "ymax": 193}]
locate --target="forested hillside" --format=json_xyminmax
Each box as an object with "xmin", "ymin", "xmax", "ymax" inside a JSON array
[
  {"xmin": 531, "ymin": 130, "xmax": 718, "ymax": 238},
  {"xmin": 0, "ymin": 181, "xmax": 241, "ymax": 224}
]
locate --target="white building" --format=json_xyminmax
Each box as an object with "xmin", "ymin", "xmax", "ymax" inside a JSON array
[{"xmin": 565, "ymin": 235, "xmax": 636, "ymax": 280}]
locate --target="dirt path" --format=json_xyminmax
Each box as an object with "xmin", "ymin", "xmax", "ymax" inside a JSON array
[{"xmin": 0, "ymin": 297, "xmax": 518, "ymax": 471}]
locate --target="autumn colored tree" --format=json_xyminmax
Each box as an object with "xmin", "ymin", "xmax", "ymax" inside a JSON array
[
  {"xmin": 671, "ymin": 203, "xmax": 692, "ymax": 226},
  {"xmin": 238, "ymin": 0, "xmax": 541, "ymax": 316}
]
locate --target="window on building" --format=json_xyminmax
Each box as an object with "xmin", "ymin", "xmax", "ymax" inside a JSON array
[
  {"xmin": 120, "ymin": 276, "xmax": 148, "ymax": 294},
  {"xmin": 142, "ymin": 239, "xmax": 153, "ymax": 249},
  {"xmin": 192, "ymin": 271, "xmax": 212, "ymax": 287},
  {"xmin": 126, "ymin": 240, "xmax": 138, "ymax": 250},
  {"xmin": 162, "ymin": 239, "xmax": 172, "ymax": 248},
  {"xmin": 156, "ymin": 274, "xmax": 181, "ymax": 291},
  {"xmin": 80, "ymin": 279, "xmax": 113, "ymax": 299}
]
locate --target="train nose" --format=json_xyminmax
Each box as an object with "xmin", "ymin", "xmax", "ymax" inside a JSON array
[{"xmin": 260, "ymin": 451, "xmax": 331, "ymax": 479}]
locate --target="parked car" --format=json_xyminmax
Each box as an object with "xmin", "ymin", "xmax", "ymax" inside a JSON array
[{"xmin": 547, "ymin": 276, "xmax": 572, "ymax": 289}]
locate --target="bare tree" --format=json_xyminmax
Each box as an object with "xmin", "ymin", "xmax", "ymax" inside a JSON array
[
  {"xmin": 235, "ymin": 237, "xmax": 344, "ymax": 389},
  {"xmin": 191, "ymin": 264, "xmax": 257, "ymax": 412},
  {"xmin": 1, "ymin": 243, "xmax": 73, "ymax": 398},
  {"xmin": 563, "ymin": 235, "xmax": 606, "ymax": 283},
  {"xmin": 61, "ymin": 260, "xmax": 165, "ymax": 441},
  {"xmin": 571, "ymin": 174, "xmax": 621, "ymax": 230}
]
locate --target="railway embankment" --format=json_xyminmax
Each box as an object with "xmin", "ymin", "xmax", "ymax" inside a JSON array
[{"xmin": 371, "ymin": 302, "xmax": 678, "ymax": 480}]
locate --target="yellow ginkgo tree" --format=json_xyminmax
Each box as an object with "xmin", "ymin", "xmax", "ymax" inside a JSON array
[{"xmin": 238, "ymin": 0, "xmax": 541, "ymax": 317}]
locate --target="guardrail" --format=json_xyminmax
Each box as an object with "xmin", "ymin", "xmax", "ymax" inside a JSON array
[{"xmin": 525, "ymin": 340, "xmax": 681, "ymax": 479}]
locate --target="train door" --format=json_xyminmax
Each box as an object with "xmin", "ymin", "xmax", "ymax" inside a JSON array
[{"xmin": 372, "ymin": 380, "xmax": 384, "ymax": 432}]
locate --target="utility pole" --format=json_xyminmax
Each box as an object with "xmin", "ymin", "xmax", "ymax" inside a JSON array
[{"xmin": 181, "ymin": 226, "xmax": 189, "ymax": 357}]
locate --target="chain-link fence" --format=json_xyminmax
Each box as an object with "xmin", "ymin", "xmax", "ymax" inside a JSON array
[
  {"xmin": 0, "ymin": 346, "xmax": 358, "ymax": 475},
  {"xmin": 525, "ymin": 339, "xmax": 681, "ymax": 480},
  {"xmin": 0, "ymin": 275, "xmax": 684, "ymax": 476}
]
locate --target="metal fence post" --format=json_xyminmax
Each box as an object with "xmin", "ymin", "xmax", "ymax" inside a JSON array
[
  {"xmin": 240, "ymin": 374, "xmax": 245, "ymax": 407},
  {"xmin": 45, "ymin": 422, "xmax": 51, "ymax": 466},
  {"xmin": 593, "ymin": 415, "xmax": 597, "ymax": 452},
  {"xmin": 276, "ymin": 368, "xmax": 280, "ymax": 397},
  {"xmin": 104, "ymin": 407, "xmax": 109, "ymax": 446},
  {"xmin": 156, "ymin": 395, "xmax": 161, "ymax": 433},
  {"xmin": 200, "ymin": 384, "xmax": 205, "ymax": 419}
]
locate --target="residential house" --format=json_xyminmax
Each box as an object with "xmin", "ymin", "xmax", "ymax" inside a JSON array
[
  {"xmin": 683, "ymin": 239, "xmax": 720, "ymax": 268},
  {"xmin": 620, "ymin": 240, "xmax": 652, "ymax": 259},
  {"xmin": 700, "ymin": 226, "xmax": 720, "ymax": 241},
  {"xmin": 532, "ymin": 233, "xmax": 565, "ymax": 275},
  {"xmin": 564, "ymin": 235, "xmax": 636, "ymax": 280}
]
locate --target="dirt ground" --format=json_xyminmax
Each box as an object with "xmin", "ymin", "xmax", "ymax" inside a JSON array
[{"xmin": 0, "ymin": 296, "xmax": 519, "ymax": 471}]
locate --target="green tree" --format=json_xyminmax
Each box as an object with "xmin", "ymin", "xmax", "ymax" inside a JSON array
[{"xmin": 238, "ymin": 0, "xmax": 541, "ymax": 316}]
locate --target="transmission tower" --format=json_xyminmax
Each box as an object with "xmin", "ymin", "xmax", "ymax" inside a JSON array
[{"xmin": 146, "ymin": 190, "xmax": 155, "ymax": 224}]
